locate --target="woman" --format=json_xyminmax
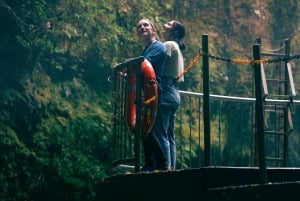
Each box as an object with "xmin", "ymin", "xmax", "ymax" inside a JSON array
[{"xmin": 152, "ymin": 20, "xmax": 186, "ymax": 170}]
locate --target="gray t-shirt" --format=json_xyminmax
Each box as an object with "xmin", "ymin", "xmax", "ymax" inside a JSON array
[{"xmin": 163, "ymin": 41, "xmax": 184, "ymax": 82}]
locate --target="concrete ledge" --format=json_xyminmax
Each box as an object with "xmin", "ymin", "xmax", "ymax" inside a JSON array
[{"xmin": 96, "ymin": 167, "xmax": 300, "ymax": 201}]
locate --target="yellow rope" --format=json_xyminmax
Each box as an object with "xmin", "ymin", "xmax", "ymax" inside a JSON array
[
  {"xmin": 177, "ymin": 52, "xmax": 265, "ymax": 79},
  {"xmin": 231, "ymin": 58, "xmax": 268, "ymax": 65},
  {"xmin": 174, "ymin": 43, "xmax": 300, "ymax": 79},
  {"xmin": 177, "ymin": 51, "xmax": 204, "ymax": 79},
  {"xmin": 144, "ymin": 95, "xmax": 157, "ymax": 105}
]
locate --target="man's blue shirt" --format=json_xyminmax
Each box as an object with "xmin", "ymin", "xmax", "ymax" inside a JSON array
[{"xmin": 142, "ymin": 40, "xmax": 166, "ymax": 82}]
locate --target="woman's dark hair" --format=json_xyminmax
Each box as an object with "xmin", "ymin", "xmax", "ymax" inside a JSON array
[{"xmin": 169, "ymin": 20, "xmax": 186, "ymax": 51}]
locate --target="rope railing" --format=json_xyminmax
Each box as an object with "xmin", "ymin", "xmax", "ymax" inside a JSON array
[{"xmin": 178, "ymin": 49, "xmax": 300, "ymax": 78}]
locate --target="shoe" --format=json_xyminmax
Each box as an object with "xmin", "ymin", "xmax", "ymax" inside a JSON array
[
  {"xmin": 140, "ymin": 165, "xmax": 156, "ymax": 172},
  {"xmin": 156, "ymin": 165, "xmax": 172, "ymax": 171}
]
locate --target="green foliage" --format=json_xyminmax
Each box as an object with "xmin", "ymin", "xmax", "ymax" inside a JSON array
[
  {"xmin": 0, "ymin": 123, "xmax": 44, "ymax": 201},
  {"xmin": 1, "ymin": 0, "xmax": 300, "ymax": 200}
]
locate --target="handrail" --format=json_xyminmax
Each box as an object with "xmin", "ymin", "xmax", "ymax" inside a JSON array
[{"xmin": 179, "ymin": 90, "xmax": 300, "ymax": 105}]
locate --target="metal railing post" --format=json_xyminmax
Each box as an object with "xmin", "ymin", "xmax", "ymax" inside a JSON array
[
  {"xmin": 253, "ymin": 44, "xmax": 267, "ymax": 183},
  {"xmin": 202, "ymin": 34, "xmax": 211, "ymax": 166},
  {"xmin": 134, "ymin": 59, "xmax": 143, "ymax": 172},
  {"xmin": 284, "ymin": 38, "xmax": 291, "ymax": 167}
]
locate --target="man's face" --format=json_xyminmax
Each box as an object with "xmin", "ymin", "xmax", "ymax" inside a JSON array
[{"xmin": 137, "ymin": 19, "xmax": 155, "ymax": 39}]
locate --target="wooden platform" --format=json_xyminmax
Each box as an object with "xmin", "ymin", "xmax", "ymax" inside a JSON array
[{"xmin": 96, "ymin": 167, "xmax": 300, "ymax": 201}]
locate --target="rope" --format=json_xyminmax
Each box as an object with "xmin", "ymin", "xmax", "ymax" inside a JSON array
[
  {"xmin": 178, "ymin": 51, "xmax": 300, "ymax": 79},
  {"xmin": 177, "ymin": 51, "xmax": 204, "ymax": 80},
  {"xmin": 207, "ymin": 53, "xmax": 300, "ymax": 65},
  {"xmin": 144, "ymin": 95, "xmax": 157, "ymax": 105}
]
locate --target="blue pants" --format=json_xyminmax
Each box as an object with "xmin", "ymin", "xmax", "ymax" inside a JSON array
[{"xmin": 152, "ymin": 78, "xmax": 180, "ymax": 169}]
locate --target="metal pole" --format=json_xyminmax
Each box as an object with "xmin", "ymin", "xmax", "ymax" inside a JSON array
[
  {"xmin": 253, "ymin": 44, "xmax": 267, "ymax": 183},
  {"xmin": 112, "ymin": 68, "xmax": 118, "ymax": 160},
  {"xmin": 283, "ymin": 38, "xmax": 291, "ymax": 167},
  {"xmin": 202, "ymin": 34, "xmax": 211, "ymax": 166},
  {"xmin": 134, "ymin": 59, "xmax": 143, "ymax": 172}
]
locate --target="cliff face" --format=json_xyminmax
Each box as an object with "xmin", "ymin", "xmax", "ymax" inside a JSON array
[
  {"xmin": 0, "ymin": 0, "xmax": 300, "ymax": 200},
  {"xmin": 169, "ymin": 0, "xmax": 299, "ymax": 96}
]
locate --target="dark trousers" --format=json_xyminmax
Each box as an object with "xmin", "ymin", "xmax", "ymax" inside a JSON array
[{"xmin": 142, "ymin": 132, "xmax": 167, "ymax": 170}]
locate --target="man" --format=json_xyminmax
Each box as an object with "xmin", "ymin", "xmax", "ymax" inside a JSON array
[{"xmin": 136, "ymin": 18, "xmax": 167, "ymax": 171}]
